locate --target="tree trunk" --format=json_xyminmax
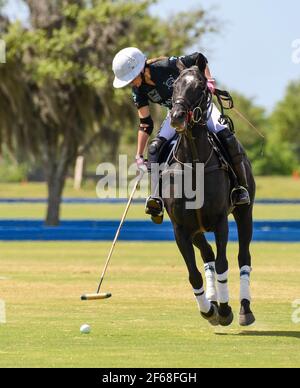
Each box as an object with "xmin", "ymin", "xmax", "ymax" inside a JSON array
[
  {"xmin": 45, "ymin": 142, "xmax": 74, "ymax": 226},
  {"xmin": 46, "ymin": 167, "xmax": 66, "ymax": 226},
  {"xmin": 44, "ymin": 104, "xmax": 78, "ymax": 226}
]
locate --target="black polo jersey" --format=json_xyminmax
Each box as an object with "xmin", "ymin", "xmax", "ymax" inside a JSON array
[{"xmin": 132, "ymin": 52, "xmax": 208, "ymax": 110}]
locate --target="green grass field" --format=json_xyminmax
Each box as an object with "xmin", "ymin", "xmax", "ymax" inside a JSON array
[
  {"xmin": 0, "ymin": 176, "xmax": 300, "ymax": 199},
  {"xmin": 0, "ymin": 178, "xmax": 299, "ymax": 368},
  {"xmin": 0, "ymin": 203, "xmax": 300, "ymax": 221},
  {"xmin": 0, "ymin": 177, "xmax": 299, "ymax": 221},
  {"xmin": 0, "ymin": 242, "xmax": 299, "ymax": 368}
]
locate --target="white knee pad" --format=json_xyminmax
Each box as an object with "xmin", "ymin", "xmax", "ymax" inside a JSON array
[{"xmin": 158, "ymin": 112, "xmax": 177, "ymax": 140}]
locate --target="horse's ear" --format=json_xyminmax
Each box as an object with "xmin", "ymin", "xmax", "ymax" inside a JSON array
[{"xmin": 176, "ymin": 59, "xmax": 186, "ymax": 73}]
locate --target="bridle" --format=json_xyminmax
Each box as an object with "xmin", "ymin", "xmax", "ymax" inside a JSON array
[
  {"xmin": 170, "ymin": 70, "xmax": 216, "ymax": 234},
  {"xmin": 170, "ymin": 71, "xmax": 214, "ymax": 168},
  {"xmin": 172, "ymin": 73, "xmax": 213, "ymax": 133}
]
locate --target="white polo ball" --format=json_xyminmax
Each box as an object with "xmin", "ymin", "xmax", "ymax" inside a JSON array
[{"xmin": 80, "ymin": 324, "xmax": 91, "ymax": 334}]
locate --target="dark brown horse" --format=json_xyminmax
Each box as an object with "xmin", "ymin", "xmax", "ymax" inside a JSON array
[{"xmin": 163, "ymin": 64, "xmax": 256, "ymax": 327}]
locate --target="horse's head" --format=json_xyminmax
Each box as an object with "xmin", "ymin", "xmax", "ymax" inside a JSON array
[{"xmin": 170, "ymin": 62, "xmax": 210, "ymax": 134}]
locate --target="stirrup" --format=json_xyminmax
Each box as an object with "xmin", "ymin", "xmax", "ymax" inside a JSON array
[
  {"xmin": 231, "ymin": 186, "xmax": 250, "ymax": 206},
  {"xmin": 145, "ymin": 197, "xmax": 164, "ymax": 224}
]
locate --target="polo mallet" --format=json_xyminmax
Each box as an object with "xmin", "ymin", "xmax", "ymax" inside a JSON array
[{"xmin": 81, "ymin": 171, "xmax": 145, "ymax": 301}]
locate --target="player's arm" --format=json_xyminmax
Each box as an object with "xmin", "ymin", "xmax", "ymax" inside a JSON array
[
  {"xmin": 204, "ymin": 64, "xmax": 216, "ymax": 94},
  {"xmin": 136, "ymin": 105, "xmax": 153, "ymax": 159}
]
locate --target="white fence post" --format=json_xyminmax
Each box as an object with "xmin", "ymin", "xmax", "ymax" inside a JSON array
[
  {"xmin": 0, "ymin": 39, "xmax": 6, "ymax": 64},
  {"xmin": 74, "ymin": 156, "xmax": 85, "ymax": 190}
]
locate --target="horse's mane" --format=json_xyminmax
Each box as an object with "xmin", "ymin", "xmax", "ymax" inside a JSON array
[{"xmin": 175, "ymin": 66, "xmax": 207, "ymax": 89}]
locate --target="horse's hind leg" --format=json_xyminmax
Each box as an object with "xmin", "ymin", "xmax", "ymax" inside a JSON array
[
  {"xmin": 214, "ymin": 215, "xmax": 234, "ymax": 327},
  {"xmin": 173, "ymin": 224, "xmax": 219, "ymax": 326},
  {"xmin": 233, "ymin": 205, "xmax": 256, "ymax": 326},
  {"xmin": 192, "ymin": 233, "xmax": 217, "ymax": 304}
]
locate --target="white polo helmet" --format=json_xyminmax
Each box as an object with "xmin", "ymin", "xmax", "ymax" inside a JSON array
[{"xmin": 112, "ymin": 47, "xmax": 147, "ymax": 89}]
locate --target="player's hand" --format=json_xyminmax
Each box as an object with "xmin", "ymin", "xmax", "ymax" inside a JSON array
[
  {"xmin": 207, "ymin": 78, "xmax": 216, "ymax": 95},
  {"xmin": 136, "ymin": 155, "xmax": 148, "ymax": 173}
]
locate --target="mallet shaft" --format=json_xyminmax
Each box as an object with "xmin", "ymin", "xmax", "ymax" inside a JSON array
[{"xmin": 96, "ymin": 173, "xmax": 144, "ymax": 294}]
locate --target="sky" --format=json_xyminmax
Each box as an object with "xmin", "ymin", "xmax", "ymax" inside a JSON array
[
  {"xmin": 2, "ymin": 0, "xmax": 300, "ymax": 112},
  {"xmin": 150, "ymin": 0, "xmax": 300, "ymax": 112}
]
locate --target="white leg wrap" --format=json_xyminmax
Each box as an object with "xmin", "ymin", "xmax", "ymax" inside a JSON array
[
  {"xmin": 204, "ymin": 262, "xmax": 218, "ymax": 302},
  {"xmin": 216, "ymin": 271, "xmax": 229, "ymax": 304},
  {"xmin": 240, "ymin": 265, "xmax": 252, "ymax": 302},
  {"xmin": 193, "ymin": 288, "xmax": 211, "ymax": 314}
]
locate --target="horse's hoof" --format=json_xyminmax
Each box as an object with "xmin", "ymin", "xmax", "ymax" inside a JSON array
[
  {"xmin": 201, "ymin": 304, "xmax": 219, "ymax": 326},
  {"xmin": 239, "ymin": 300, "xmax": 255, "ymax": 326},
  {"xmin": 218, "ymin": 304, "xmax": 234, "ymax": 327},
  {"xmin": 239, "ymin": 312, "xmax": 256, "ymax": 327}
]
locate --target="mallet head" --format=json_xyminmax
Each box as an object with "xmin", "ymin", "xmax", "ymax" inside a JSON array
[{"xmin": 81, "ymin": 293, "xmax": 112, "ymax": 301}]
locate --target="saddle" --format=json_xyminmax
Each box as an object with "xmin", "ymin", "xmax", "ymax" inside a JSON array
[
  {"xmin": 157, "ymin": 90, "xmax": 236, "ymax": 170},
  {"xmin": 157, "ymin": 135, "xmax": 179, "ymax": 166},
  {"xmin": 157, "ymin": 132, "xmax": 238, "ymax": 191},
  {"xmin": 158, "ymin": 133, "xmax": 229, "ymax": 171}
]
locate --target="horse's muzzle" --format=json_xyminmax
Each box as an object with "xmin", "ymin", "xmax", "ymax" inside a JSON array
[{"xmin": 170, "ymin": 110, "xmax": 186, "ymax": 133}]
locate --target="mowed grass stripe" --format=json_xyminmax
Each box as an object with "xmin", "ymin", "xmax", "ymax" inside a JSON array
[
  {"xmin": 0, "ymin": 176, "xmax": 300, "ymax": 199},
  {"xmin": 0, "ymin": 203, "xmax": 300, "ymax": 220}
]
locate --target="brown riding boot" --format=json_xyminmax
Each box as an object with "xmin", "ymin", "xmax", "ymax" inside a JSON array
[
  {"xmin": 232, "ymin": 161, "xmax": 251, "ymax": 206},
  {"xmin": 218, "ymin": 128, "xmax": 251, "ymax": 206},
  {"xmin": 146, "ymin": 137, "xmax": 166, "ymax": 224}
]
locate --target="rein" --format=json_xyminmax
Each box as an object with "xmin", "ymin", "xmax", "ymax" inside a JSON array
[
  {"xmin": 173, "ymin": 88, "xmax": 213, "ymax": 129},
  {"xmin": 171, "ymin": 76, "xmax": 225, "ymax": 234},
  {"xmin": 172, "ymin": 86, "xmax": 218, "ymax": 171},
  {"xmin": 171, "ymin": 71, "xmax": 231, "ymax": 179}
]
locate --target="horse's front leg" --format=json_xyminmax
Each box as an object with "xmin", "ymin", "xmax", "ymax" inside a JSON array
[
  {"xmin": 192, "ymin": 232, "xmax": 218, "ymax": 305},
  {"xmin": 233, "ymin": 205, "xmax": 256, "ymax": 326},
  {"xmin": 173, "ymin": 224, "xmax": 219, "ymax": 326},
  {"xmin": 214, "ymin": 215, "xmax": 234, "ymax": 326}
]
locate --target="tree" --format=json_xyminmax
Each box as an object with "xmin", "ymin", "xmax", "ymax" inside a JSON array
[
  {"xmin": 225, "ymin": 90, "xmax": 298, "ymax": 176},
  {"xmin": 223, "ymin": 91, "xmax": 268, "ymax": 173},
  {"xmin": 0, "ymin": 0, "xmax": 215, "ymax": 225},
  {"xmin": 271, "ymin": 80, "xmax": 300, "ymax": 164}
]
